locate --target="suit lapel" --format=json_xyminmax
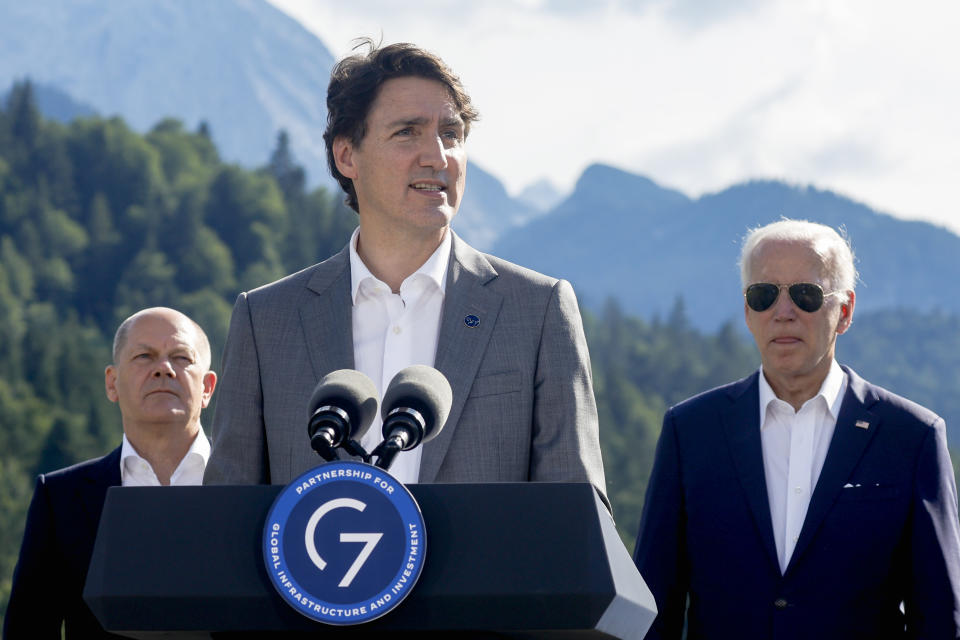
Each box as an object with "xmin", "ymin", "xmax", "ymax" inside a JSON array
[
  {"xmin": 420, "ymin": 233, "xmax": 503, "ymax": 482},
  {"xmin": 77, "ymin": 447, "xmax": 122, "ymax": 547},
  {"xmin": 721, "ymin": 373, "xmax": 781, "ymax": 573},
  {"xmin": 787, "ymin": 366, "xmax": 879, "ymax": 574},
  {"xmin": 300, "ymin": 246, "xmax": 355, "ymax": 379}
]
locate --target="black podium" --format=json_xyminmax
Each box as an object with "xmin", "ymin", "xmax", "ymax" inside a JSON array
[{"xmin": 84, "ymin": 482, "xmax": 656, "ymax": 639}]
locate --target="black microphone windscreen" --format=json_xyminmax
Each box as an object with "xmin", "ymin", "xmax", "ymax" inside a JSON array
[
  {"xmin": 307, "ymin": 369, "xmax": 379, "ymax": 441},
  {"xmin": 381, "ymin": 365, "xmax": 452, "ymax": 443}
]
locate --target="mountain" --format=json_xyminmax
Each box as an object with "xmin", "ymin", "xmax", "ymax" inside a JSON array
[
  {"xmin": 0, "ymin": 0, "xmax": 335, "ymax": 187},
  {"xmin": 492, "ymin": 163, "xmax": 960, "ymax": 329},
  {"xmin": 452, "ymin": 165, "xmax": 542, "ymax": 250},
  {"xmin": 492, "ymin": 163, "xmax": 692, "ymax": 309},
  {"xmin": 517, "ymin": 178, "xmax": 565, "ymax": 212}
]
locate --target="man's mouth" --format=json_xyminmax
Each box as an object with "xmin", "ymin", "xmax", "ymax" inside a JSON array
[{"xmin": 410, "ymin": 182, "xmax": 445, "ymax": 192}]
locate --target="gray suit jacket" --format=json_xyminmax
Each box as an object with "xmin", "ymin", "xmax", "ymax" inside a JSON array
[{"xmin": 204, "ymin": 233, "xmax": 607, "ymax": 504}]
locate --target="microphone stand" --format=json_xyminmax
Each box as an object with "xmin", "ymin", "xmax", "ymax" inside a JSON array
[
  {"xmin": 371, "ymin": 407, "xmax": 426, "ymax": 471},
  {"xmin": 341, "ymin": 439, "xmax": 372, "ymax": 464}
]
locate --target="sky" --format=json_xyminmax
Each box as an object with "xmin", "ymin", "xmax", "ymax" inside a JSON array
[{"xmin": 269, "ymin": 0, "xmax": 960, "ymax": 234}]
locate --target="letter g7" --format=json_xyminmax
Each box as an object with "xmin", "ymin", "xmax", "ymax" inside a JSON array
[{"xmin": 305, "ymin": 498, "xmax": 383, "ymax": 588}]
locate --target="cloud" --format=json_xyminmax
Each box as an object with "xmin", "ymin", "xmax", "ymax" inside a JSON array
[{"xmin": 544, "ymin": 0, "xmax": 769, "ymax": 29}]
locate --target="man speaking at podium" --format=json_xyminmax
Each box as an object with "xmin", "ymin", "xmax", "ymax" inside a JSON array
[
  {"xmin": 4, "ymin": 307, "xmax": 217, "ymax": 638},
  {"xmin": 633, "ymin": 220, "xmax": 960, "ymax": 638},
  {"xmin": 204, "ymin": 41, "xmax": 606, "ymax": 504}
]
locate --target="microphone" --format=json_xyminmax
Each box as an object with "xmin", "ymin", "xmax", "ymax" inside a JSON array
[
  {"xmin": 373, "ymin": 365, "xmax": 452, "ymax": 471},
  {"xmin": 307, "ymin": 369, "xmax": 379, "ymax": 462}
]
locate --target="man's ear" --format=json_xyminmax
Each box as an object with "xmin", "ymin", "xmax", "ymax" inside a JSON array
[
  {"xmin": 200, "ymin": 371, "xmax": 218, "ymax": 409},
  {"xmin": 333, "ymin": 137, "xmax": 359, "ymax": 180},
  {"xmin": 836, "ymin": 290, "xmax": 856, "ymax": 335},
  {"xmin": 104, "ymin": 365, "xmax": 119, "ymax": 403}
]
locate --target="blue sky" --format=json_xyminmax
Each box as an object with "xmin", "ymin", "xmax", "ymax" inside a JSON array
[{"xmin": 270, "ymin": 0, "xmax": 960, "ymax": 234}]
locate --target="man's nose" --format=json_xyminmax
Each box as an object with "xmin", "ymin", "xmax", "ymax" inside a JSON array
[
  {"xmin": 152, "ymin": 359, "xmax": 176, "ymax": 377},
  {"xmin": 772, "ymin": 286, "xmax": 798, "ymax": 319},
  {"xmin": 418, "ymin": 133, "xmax": 448, "ymax": 170}
]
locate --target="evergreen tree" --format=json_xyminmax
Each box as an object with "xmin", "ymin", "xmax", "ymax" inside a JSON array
[
  {"xmin": 6, "ymin": 81, "xmax": 40, "ymax": 152},
  {"xmin": 267, "ymin": 130, "xmax": 306, "ymax": 200}
]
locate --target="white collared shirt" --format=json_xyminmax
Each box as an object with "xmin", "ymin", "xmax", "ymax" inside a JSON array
[
  {"xmin": 349, "ymin": 227, "xmax": 450, "ymax": 484},
  {"xmin": 759, "ymin": 359, "xmax": 847, "ymax": 573},
  {"xmin": 120, "ymin": 426, "xmax": 210, "ymax": 487}
]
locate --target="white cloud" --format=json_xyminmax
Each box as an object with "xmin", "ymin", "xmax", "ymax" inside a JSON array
[{"xmin": 269, "ymin": 0, "xmax": 960, "ymax": 234}]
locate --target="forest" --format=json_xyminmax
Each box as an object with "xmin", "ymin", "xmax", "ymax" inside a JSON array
[{"xmin": 2, "ymin": 82, "xmax": 958, "ymax": 620}]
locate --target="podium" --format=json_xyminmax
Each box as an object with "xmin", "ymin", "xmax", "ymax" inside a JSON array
[{"xmin": 84, "ymin": 482, "xmax": 656, "ymax": 638}]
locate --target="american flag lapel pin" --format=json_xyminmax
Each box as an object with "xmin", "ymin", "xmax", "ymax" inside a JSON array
[{"xmin": 855, "ymin": 420, "xmax": 870, "ymax": 430}]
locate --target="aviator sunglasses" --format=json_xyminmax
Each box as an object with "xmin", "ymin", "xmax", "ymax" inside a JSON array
[{"xmin": 744, "ymin": 282, "xmax": 841, "ymax": 313}]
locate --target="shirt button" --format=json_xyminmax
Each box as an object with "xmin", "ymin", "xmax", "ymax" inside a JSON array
[
  {"xmin": 794, "ymin": 487, "xmax": 803, "ymax": 494},
  {"xmin": 774, "ymin": 598, "xmax": 788, "ymax": 609},
  {"xmin": 392, "ymin": 326, "xmax": 402, "ymax": 334}
]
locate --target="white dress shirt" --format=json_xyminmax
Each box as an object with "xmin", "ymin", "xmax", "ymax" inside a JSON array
[
  {"xmin": 120, "ymin": 426, "xmax": 210, "ymax": 487},
  {"xmin": 759, "ymin": 359, "xmax": 847, "ymax": 573},
  {"xmin": 349, "ymin": 227, "xmax": 450, "ymax": 484}
]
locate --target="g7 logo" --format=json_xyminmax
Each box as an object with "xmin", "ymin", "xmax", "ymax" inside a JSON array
[{"xmin": 304, "ymin": 498, "xmax": 383, "ymax": 588}]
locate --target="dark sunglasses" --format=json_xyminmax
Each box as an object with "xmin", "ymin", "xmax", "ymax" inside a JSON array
[{"xmin": 744, "ymin": 282, "xmax": 841, "ymax": 313}]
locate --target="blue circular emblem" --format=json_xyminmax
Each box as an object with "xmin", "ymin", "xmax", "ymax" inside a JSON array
[
  {"xmin": 464, "ymin": 314, "xmax": 480, "ymax": 328},
  {"xmin": 263, "ymin": 461, "xmax": 426, "ymax": 625}
]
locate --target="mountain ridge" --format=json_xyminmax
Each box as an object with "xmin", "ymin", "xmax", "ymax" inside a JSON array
[{"xmin": 493, "ymin": 163, "xmax": 960, "ymax": 329}]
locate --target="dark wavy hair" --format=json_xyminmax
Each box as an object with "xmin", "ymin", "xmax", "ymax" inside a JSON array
[{"xmin": 323, "ymin": 39, "xmax": 480, "ymax": 212}]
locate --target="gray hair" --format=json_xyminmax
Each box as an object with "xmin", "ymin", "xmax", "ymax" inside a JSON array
[
  {"xmin": 112, "ymin": 307, "xmax": 212, "ymax": 369},
  {"xmin": 739, "ymin": 219, "xmax": 858, "ymax": 292}
]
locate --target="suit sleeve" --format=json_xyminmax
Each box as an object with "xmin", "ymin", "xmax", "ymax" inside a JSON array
[
  {"xmin": 203, "ymin": 292, "xmax": 270, "ymax": 485},
  {"xmin": 529, "ymin": 279, "xmax": 608, "ymax": 508},
  {"xmin": 3, "ymin": 476, "xmax": 65, "ymax": 639},
  {"xmin": 904, "ymin": 417, "xmax": 960, "ymax": 638},
  {"xmin": 633, "ymin": 409, "xmax": 687, "ymax": 640}
]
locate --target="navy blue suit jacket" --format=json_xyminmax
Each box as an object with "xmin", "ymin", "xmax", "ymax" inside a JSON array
[
  {"xmin": 633, "ymin": 366, "xmax": 960, "ymax": 639},
  {"xmin": 3, "ymin": 448, "xmax": 124, "ymax": 639}
]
